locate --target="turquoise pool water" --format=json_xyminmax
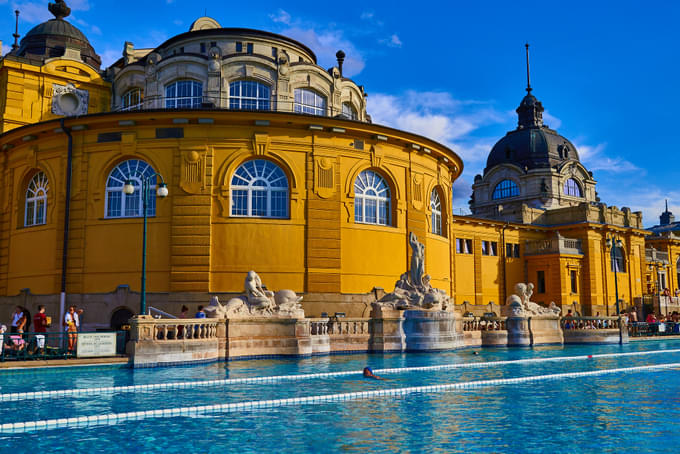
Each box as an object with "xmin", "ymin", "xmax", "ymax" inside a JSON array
[{"xmin": 2, "ymin": 340, "xmax": 680, "ymax": 453}]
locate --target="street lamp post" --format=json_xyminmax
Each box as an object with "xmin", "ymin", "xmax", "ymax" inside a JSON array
[
  {"xmin": 123, "ymin": 174, "xmax": 168, "ymax": 316},
  {"xmin": 606, "ymin": 235, "xmax": 623, "ymax": 316}
]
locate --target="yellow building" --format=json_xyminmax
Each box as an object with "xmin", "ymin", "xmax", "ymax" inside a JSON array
[{"xmin": 0, "ymin": 2, "xmax": 662, "ymax": 329}]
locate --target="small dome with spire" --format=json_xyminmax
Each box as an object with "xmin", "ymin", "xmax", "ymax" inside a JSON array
[
  {"xmin": 485, "ymin": 44, "xmax": 579, "ymax": 174},
  {"xmin": 14, "ymin": 0, "xmax": 101, "ymax": 69}
]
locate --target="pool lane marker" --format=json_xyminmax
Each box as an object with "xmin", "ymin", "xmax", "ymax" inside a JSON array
[
  {"xmin": 3, "ymin": 347, "xmax": 680, "ymax": 403},
  {"xmin": 2, "ymin": 361, "xmax": 680, "ymax": 434}
]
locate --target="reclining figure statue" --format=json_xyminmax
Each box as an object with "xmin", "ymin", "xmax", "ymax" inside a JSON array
[
  {"xmin": 204, "ymin": 270, "xmax": 305, "ymax": 319},
  {"xmin": 503, "ymin": 283, "xmax": 561, "ymax": 317}
]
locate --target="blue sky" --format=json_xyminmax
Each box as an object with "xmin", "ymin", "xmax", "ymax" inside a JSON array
[{"xmin": 2, "ymin": 0, "xmax": 679, "ymax": 226}]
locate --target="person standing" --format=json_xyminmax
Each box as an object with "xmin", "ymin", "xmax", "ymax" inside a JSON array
[
  {"xmin": 10, "ymin": 306, "xmax": 23, "ymax": 333},
  {"xmin": 195, "ymin": 306, "xmax": 206, "ymax": 318},
  {"xmin": 64, "ymin": 305, "xmax": 80, "ymax": 353},
  {"xmin": 33, "ymin": 305, "xmax": 48, "ymax": 354},
  {"xmin": 177, "ymin": 305, "xmax": 189, "ymax": 339}
]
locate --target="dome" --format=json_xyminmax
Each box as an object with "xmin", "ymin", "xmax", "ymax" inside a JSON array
[
  {"xmin": 14, "ymin": 0, "xmax": 101, "ymax": 69},
  {"xmin": 485, "ymin": 92, "xmax": 580, "ymax": 173}
]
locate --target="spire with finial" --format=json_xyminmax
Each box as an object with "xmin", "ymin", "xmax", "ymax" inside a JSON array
[
  {"xmin": 516, "ymin": 42, "xmax": 544, "ymax": 129},
  {"xmin": 48, "ymin": 0, "xmax": 71, "ymax": 20},
  {"xmin": 661, "ymin": 199, "xmax": 675, "ymax": 225},
  {"xmin": 11, "ymin": 10, "xmax": 20, "ymax": 51},
  {"xmin": 525, "ymin": 43, "xmax": 532, "ymax": 93}
]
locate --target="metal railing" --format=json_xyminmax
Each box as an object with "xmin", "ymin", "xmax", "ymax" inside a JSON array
[
  {"xmin": 561, "ymin": 316, "xmax": 622, "ymax": 330},
  {"xmin": 0, "ymin": 331, "xmax": 126, "ymax": 362},
  {"xmin": 114, "ymin": 96, "xmax": 362, "ymax": 121}
]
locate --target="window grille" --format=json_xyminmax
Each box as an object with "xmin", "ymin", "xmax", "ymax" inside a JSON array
[
  {"xmin": 230, "ymin": 160, "xmax": 289, "ymax": 218},
  {"xmin": 25, "ymin": 172, "xmax": 48, "ymax": 226},
  {"xmin": 354, "ymin": 170, "xmax": 390, "ymax": 226}
]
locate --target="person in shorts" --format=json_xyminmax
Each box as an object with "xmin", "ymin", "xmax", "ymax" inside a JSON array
[
  {"xmin": 33, "ymin": 305, "xmax": 49, "ymax": 354},
  {"xmin": 64, "ymin": 305, "xmax": 80, "ymax": 353}
]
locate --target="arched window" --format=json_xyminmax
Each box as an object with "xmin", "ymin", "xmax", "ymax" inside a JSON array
[
  {"xmin": 354, "ymin": 170, "xmax": 390, "ymax": 226},
  {"xmin": 165, "ymin": 80, "xmax": 203, "ymax": 108},
  {"xmin": 230, "ymin": 160, "xmax": 288, "ymax": 218},
  {"xmin": 342, "ymin": 102, "xmax": 358, "ymax": 120},
  {"xmin": 430, "ymin": 189, "xmax": 443, "ymax": 236},
  {"xmin": 106, "ymin": 160, "xmax": 158, "ymax": 218},
  {"xmin": 294, "ymin": 88, "xmax": 326, "ymax": 116},
  {"xmin": 229, "ymin": 80, "xmax": 270, "ymax": 110},
  {"xmin": 563, "ymin": 178, "xmax": 583, "ymax": 197},
  {"xmin": 25, "ymin": 172, "xmax": 48, "ymax": 227},
  {"xmin": 492, "ymin": 179, "xmax": 519, "ymax": 199},
  {"xmin": 121, "ymin": 88, "xmax": 142, "ymax": 110},
  {"xmin": 611, "ymin": 245, "xmax": 626, "ymax": 273}
]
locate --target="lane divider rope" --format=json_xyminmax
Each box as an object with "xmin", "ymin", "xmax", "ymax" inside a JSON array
[
  {"xmin": 3, "ymin": 361, "xmax": 680, "ymax": 434},
  {"xmin": 3, "ymin": 347, "xmax": 680, "ymax": 402}
]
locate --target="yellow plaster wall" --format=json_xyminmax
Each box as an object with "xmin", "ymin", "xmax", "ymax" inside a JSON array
[{"xmin": 0, "ymin": 59, "xmax": 111, "ymax": 132}]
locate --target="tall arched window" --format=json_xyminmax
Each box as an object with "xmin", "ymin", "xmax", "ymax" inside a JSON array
[
  {"xmin": 492, "ymin": 179, "xmax": 519, "ymax": 199},
  {"xmin": 611, "ymin": 245, "xmax": 626, "ymax": 273},
  {"xmin": 294, "ymin": 88, "xmax": 326, "ymax": 116},
  {"xmin": 229, "ymin": 80, "xmax": 270, "ymax": 110},
  {"xmin": 25, "ymin": 172, "xmax": 48, "ymax": 227},
  {"xmin": 165, "ymin": 80, "xmax": 203, "ymax": 108},
  {"xmin": 342, "ymin": 102, "xmax": 358, "ymax": 120},
  {"xmin": 106, "ymin": 160, "xmax": 157, "ymax": 218},
  {"xmin": 354, "ymin": 170, "xmax": 390, "ymax": 226},
  {"xmin": 563, "ymin": 178, "xmax": 583, "ymax": 197},
  {"xmin": 430, "ymin": 189, "xmax": 443, "ymax": 236},
  {"xmin": 231, "ymin": 160, "xmax": 288, "ymax": 218},
  {"xmin": 122, "ymin": 88, "xmax": 142, "ymax": 110}
]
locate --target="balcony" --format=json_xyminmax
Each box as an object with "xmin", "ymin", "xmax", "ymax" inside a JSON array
[
  {"xmin": 114, "ymin": 96, "xmax": 362, "ymax": 121},
  {"xmin": 524, "ymin": 236, "xmax": 583, "ymax": 256},
  {"xmin": 645, "ymin": 248, "xmax": 669, "ymax": 265}
]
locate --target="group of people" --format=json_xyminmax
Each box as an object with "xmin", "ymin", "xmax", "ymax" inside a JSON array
[{"xmin": 0, "ymin": 304, "xmax": 84, "ymax": 356}]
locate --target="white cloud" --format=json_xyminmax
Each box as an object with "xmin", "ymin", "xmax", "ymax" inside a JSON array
[
  {"xmin": 1, "ymin": 43, "xmax": 10, "ymax": 56},
  {"xmin": 269, "ymin": 9, "xmax": 291, "ymax": 25},
  {"xmin": 574, "ymin": 141, "xmax": 641, "ymax": 174},
  {"xmin": 99, "ymin": 48, "xmax": 121, "ymax": 67},
  {"xmin": 282, "ymin": 26, "xmax": 365, "ymax": 76},
  {"xmin": 360, "ymin": 11, "xmax": 374, "ymax": 20},
  {"xmin": 542, "ymin": 110, "xmax": 562, "ymax": 129},
  {"xmin": 173, "ymin": 19, "xmax": 183, "ymax": 26},
  {"xmin": 90, "ymin": 24, "xmax": 101, "ymax": 35},
  {"xmin": 380, "ymin": 34, "xmax": 402, "ymax": 48}
]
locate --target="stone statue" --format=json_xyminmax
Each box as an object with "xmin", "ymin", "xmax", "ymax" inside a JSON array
[
  {"xmin": 409, "ymin": 232, "xmax": 425, "ymax": 287},
  {"xmin": 216, "ymin": 271, "xmax": 305, "ymax": 319},
  {"xmin": 375, "ymin": 232, "xmax": 452, "ymax": 311},
  {"xmin": 204, "ymin": 295, "xmax": 228, "ymax": 318},
  {"xmin": 503, "ymin": 282, "xmax": 561, "ymax": 317}
]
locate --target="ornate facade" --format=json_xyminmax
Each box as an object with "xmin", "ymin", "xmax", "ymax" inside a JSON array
[{"xmin": 0, "ymin": 3, "xmax": 672, "ymax": 329}]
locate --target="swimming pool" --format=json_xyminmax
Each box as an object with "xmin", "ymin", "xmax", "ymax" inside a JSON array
[{"xmin": 2, "ymin": 340, "xmax": 680, "ymax": 453}]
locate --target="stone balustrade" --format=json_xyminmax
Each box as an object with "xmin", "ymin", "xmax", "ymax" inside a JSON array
[
  {"xmin": 561, "ymin": 316, "xmax": 626, "ymax": 344},
  {"xmin": 328, "ymin": 318, "xmax": 371, "ymax": 336},
  {"xmin": 127, "ymin": 316, "xmax": 222, "ymax": 367},
  {"xmin": 525, "ymin": 236, "xmax": 583, "ymax": 256},
  {"xmin": 462, "ymin": 317, "xmax": 507, "ymax": 331},
  {"xmin": 149, "ymin": 319, "xmax": 219, "ymax": 341}
]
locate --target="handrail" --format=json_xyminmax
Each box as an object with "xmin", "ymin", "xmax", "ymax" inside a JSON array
[{"xmin": 148, "ymin": 306, "xmax": 177, "ymax": 319}]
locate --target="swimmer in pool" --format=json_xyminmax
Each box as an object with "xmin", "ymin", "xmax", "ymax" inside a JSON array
[{"xmin": 363, "ymin": 367, "xmax": 385, "ymax": 380}]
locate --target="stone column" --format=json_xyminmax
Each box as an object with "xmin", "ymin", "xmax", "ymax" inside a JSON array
[{"xmin": 369, "ymin": 305, "xmax": 405, "ymax": 352}]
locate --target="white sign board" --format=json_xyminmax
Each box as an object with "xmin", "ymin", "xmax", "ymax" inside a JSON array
[{"xmin": 76, "ymin": 332, "xmax": 117, "ymax": 358}]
